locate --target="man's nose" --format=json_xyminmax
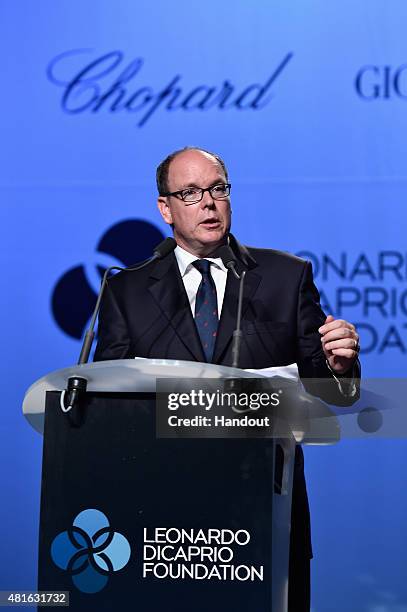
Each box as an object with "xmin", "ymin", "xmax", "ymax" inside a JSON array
[{"xmin": 200, "ymin": 188, "xmax": 215, "ymax": 208}]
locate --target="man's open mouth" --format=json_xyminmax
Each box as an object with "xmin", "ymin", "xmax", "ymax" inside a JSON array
[{"xmin": 201, "ymin": 219, "xmax": 220, "ymax": 227}]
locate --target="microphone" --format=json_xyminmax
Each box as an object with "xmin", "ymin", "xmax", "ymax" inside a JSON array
[
  {"xmin": 217, "ymin": 245, "xmax": 240, "ymax": 280},
  {"xmin": 61, "ymin": 237, "xmax": 177, "ymax": 413},
  {"xmin": 153, "ymin": 237, "xmax": 178, "ymax": 259},
  {"xmin": 125, "ymin": 237, "xmax": 177, "ymax": 268},
  {"xmin": 218, "ymin": 245, "xmax": 246, "ymax": 369}
]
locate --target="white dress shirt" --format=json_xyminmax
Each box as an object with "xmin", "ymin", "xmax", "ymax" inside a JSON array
[{"xmin": 174, "ymin": 245, "xmax": 228, "ymax": 317}]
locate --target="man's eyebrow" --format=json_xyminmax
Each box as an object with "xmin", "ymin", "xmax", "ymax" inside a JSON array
[{"xmin": 177, "ymin": 182, "xmax": 200, "ymax": 190}]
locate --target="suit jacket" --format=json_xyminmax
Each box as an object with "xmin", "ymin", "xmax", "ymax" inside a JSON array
[{"xmin": 94, "ymin": 235, "xmax": 360, "ymax": 558}]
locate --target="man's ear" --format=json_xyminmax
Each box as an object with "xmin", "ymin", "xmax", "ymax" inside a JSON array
[{"xmin": 157, "ymin": 196, "xmax": 173, "ymax": 225}]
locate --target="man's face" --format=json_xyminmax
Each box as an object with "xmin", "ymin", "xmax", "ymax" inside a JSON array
[{"xmin": 157, "ymin": 150, "xmax": 231, "ymax": 257}]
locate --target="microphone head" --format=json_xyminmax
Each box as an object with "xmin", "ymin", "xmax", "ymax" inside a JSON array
[
  {"xmin": 153, "ymin": 237, "xmax": 177, "ymax": 259},
  {"xmin": 217, "ymin": 245, "xmax": 241, "ymax": 279},
  {"xmin": 217, "ymin": 245, "xmax": 237, "ymax": 269}
]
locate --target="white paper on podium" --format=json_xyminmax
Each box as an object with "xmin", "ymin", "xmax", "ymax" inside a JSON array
[{"xmin": 244, "ymin": 363, "xmax": 299, "ymax": 381}]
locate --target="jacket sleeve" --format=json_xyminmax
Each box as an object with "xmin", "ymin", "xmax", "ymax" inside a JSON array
[
  {"xmin": 93, "ymin": 282, "xmax": 133, "ymax": 361},
  {"xmin": 295, "ymin": 261, "xmax": 360, "ymax": 406}
]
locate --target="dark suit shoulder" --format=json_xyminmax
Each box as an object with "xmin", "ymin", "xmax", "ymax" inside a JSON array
[
  {"xmin": 104, "ymin": 254, "xmax": 169, "ymax": 294},
  {"xmin": 244, "ymin": 246, "xmax": 309, "ymax": 273}
]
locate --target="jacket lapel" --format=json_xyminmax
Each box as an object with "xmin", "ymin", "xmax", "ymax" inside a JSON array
[{"xmin": 148, "ymin": 253, "xmax": 205, "ymax": 362}]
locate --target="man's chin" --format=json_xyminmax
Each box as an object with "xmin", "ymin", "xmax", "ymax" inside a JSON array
[
  {"xmin": 174, "ymin": 229, "xmax": 229, "ymax": 256},
  {"xmin": 197, "ymin": 230, "xmax": 228, "ymax": 250},
  {"xmin": 199, "ymin": 225, "xmax": 228, "ymax": 240}
]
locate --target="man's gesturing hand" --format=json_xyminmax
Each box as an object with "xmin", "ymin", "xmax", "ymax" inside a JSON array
[{"xmin": 319, "ymin": 315, "xmax": 360, "ymax": 374}]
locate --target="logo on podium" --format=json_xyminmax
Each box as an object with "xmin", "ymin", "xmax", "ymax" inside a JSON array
[{"xmin": 51, "ymin": 509, "xmax": 131, "ymax": 593}]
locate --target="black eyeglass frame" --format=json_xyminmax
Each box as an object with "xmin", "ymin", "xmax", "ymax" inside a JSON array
[{"xmin": 160, "ymin": 183, "xmax": 232, "ymax": 204}]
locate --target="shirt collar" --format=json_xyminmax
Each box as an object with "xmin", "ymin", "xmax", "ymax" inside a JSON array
[{"xmin": 174, "ymin": 244, "xmax": 228, "ymax": 278}]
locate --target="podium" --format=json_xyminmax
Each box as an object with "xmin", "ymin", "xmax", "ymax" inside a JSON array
[{"xmin": 23, "ymin": 359, "xmax": 338, "ymax": 612}]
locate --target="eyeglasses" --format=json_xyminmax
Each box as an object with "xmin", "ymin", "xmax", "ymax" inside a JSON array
[{"xmin": 161, "ymin": 183, "xmax": 231, "ymax": 205}]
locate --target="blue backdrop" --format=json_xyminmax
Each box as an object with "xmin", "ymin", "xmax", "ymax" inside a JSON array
[{"xmin": 1, "ymin": 2, "xmax": 406, "ymax": 610}]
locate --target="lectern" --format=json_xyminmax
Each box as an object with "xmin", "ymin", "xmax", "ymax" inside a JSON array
[{"xmin": 23, "ymin": 359, "xmax": 338, "ymax": 612}]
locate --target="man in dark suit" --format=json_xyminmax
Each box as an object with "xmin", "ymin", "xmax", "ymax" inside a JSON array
[{"xmin": 95, "ymin": 147, "xmax": 360, "ymax": 611}]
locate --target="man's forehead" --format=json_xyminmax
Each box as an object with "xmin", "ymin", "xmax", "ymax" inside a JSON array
[{"xmin": 168, "ymin": 150, "xmax": 225, "ymax": 185}]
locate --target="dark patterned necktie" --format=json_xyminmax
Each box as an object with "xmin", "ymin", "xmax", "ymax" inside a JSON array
[{"xmin": 192, "ymin": 259, "xmax": 219, "ymax": 362}]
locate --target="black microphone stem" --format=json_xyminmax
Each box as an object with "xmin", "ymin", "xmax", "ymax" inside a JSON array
[
  {"xmin": 231, "ymin": 270, "xmax": 246, "ymax": 368},
  {"xmin": 77, "ymin": 260, "xmax": 155, "ymax": 365},
  {"xmin": 78, "ymin": 264, "xmax": 126, "ymax": 365}
]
